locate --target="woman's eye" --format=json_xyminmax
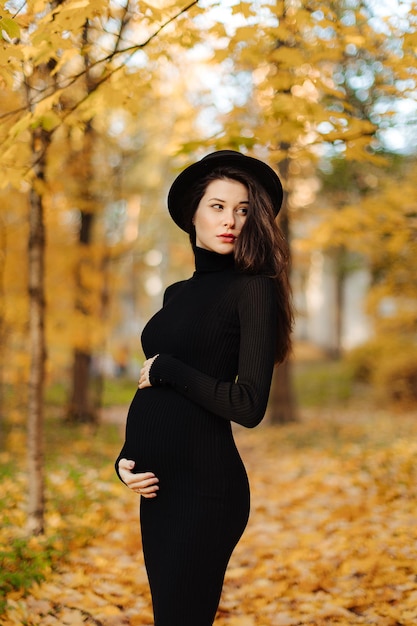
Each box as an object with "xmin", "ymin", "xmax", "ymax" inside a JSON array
[
  {"xmin": 236, "ymin": 207, "xmax": 248, "ymax": 216},
  {"xmin": 211, "ymin": 204, "xmax": 223, "ymax": 210}
]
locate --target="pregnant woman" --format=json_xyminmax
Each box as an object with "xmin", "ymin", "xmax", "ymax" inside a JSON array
[{"xmin": 115, "ymin": 150, "xmax": 293, "ymax": 626}]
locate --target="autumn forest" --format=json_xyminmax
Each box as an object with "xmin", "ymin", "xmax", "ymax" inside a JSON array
[{"xmin": 1, "ymin": 0, "xmax": 417, "ymax": 624}]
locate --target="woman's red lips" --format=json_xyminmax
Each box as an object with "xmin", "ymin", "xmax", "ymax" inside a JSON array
[{"xmin": 218, "ymin": 234, "xmax": 235, "ymax": 241}]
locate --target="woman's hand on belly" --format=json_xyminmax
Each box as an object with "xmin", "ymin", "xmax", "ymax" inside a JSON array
[
  {"xmin": 138, "ymin": 354, "xmax": 159, "ymax": 389},
  {"xmin": 118, "ymin": 459, "xmax": 159, "ymax": 498}
]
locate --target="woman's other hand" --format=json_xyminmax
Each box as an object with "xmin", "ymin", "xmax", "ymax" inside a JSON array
[
  {"xmin": 118, "ymin": 459, "xmax": 159, "ymax": 498},
  {"xmin": 138, "ymin": 354, "xmax": 159, "ymax": 389}
]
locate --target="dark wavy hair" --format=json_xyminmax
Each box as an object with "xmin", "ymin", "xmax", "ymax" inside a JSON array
[{"xmin": 182, "ymin": 166, "xmax": 294, "ymax": 363}]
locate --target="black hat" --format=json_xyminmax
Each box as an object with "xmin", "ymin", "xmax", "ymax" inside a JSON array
[{"xmin": 167, "ymin": 150, "xmax": 283, "ymax": 232}]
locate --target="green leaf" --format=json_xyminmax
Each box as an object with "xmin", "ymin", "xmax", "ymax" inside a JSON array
[
  {"xmin": 39, "ymin": 112, "xmax": 61, "ymax": 132},
  {"xmin": 0, "ymin": 17, "xmax": 20, "ymax": 43}
]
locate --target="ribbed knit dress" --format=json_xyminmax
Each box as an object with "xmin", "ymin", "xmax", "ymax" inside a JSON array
[{"xmin": 115, "ymin": 246, "xmax": 278, "ymax": 626}]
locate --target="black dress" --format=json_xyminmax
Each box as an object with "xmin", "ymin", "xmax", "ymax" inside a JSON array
[{"xmin": 116, "ymin": 246, "xmax": 277, "ymax": 626}]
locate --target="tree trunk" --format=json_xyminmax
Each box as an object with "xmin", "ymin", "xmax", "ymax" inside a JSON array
[
  {"xmin": 66, "ymin": 25, "xmax": 99, "ymax": 424},
  {"xmin": 268, "ymin": 156, "xmax": 297, "ymax": 424},
  {"xmin": 331, "ymin": 246, "xmax": 350, "ymax": 360},
  {"xmin": 0, "ymin": 217, "xmax": 6, "ymax": 421},
  {"xmin": 67, "ymin": 210, "xmax": 98, "ymax": 424},
  {"xmin": 269, "ymin": 360, "xmax": 297, "ymax": 424},
  {"xmin": 27, "ymin": 127, "xmax": 50, "ymax": 535},
  {"xmin": 68, "ymin": 348, "xmax": 97, "ymax": 423},
  {"xmin": 333, "ymin": 259, "xmax": 344, "ymax": 360}
]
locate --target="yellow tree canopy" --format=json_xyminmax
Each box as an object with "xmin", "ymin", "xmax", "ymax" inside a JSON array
[
  {"xmin": 212, "ymin": 0, "xmax": 417, "ymax": 165},
  {"xmin": 0, "ymin": 0, "xmax": 207, "ymax": 185}
]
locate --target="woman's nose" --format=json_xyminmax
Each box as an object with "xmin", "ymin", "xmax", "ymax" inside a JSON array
[{"xmin": 223, "ymin": 210, "xmax": 235, "ymax": 228}]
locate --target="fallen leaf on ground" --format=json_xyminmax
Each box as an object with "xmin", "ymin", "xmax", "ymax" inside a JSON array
[{"xmin": 2, "ymin": 407, "xmax": 417, "ymax": 625}]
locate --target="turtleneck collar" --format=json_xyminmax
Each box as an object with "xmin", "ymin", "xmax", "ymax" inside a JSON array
[{"xmin": 193, "ymin": 246, "xmax": 235, "ymax": 274}]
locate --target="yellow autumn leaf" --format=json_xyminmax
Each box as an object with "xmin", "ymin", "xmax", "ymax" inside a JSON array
[
  {"xmin": 3, "ymin": 408, "xmax": 417, "ymax": 625},
  {"xmin": 1, "ymin": 17, "xmax": 20, "ymax": 42}
]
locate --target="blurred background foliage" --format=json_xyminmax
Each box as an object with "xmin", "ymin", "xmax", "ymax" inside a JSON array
[{"xmin": 0, "ymin": 0, "xmax": 416, "ymax": 533}]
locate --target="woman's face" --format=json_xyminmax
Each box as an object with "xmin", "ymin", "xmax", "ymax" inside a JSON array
[{"xmin": 193, "ymin": 178, "xmax": 248, "ymax": 254}]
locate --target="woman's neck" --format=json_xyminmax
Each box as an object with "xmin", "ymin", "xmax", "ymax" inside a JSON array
[{"xmin": 193, "ymin": 246, "xmax": 235, "ymax": 274}]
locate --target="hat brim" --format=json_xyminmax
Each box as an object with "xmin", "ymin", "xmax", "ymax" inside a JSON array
[{"xmin": 167, "ymin": 150, "xmax": 283, "ymax": 233}]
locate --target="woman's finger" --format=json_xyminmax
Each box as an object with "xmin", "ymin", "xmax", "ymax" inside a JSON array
[
  {"xmin": 138, "ymin": 355, "xmax": 159, "ymax": 389},
  {"xmin": 118, "ymin": 458, "xmax": 135, "ymax": 470},
  {"xmin": 117, "ymin": 461, "xmax": 159, "ymax": 497},
  {"xmin": 125, "ymin": 472, "xmax": 157, "ymax": 485}
]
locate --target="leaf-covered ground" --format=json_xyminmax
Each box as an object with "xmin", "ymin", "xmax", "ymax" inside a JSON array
[{"xmin": 2, "ymin": 407, "xmax": 417, "ymax": 626}]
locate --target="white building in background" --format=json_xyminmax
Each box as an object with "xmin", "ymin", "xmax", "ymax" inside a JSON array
[
  {"xmin": 293, "ymin": 249, "xmax": 372, "ymax": 354},
  {"xmin": 340, "ymin": 269, "xmax": 372, "ymax": 349}
]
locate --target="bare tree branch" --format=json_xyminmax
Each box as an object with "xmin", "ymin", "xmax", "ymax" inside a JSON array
[
  {"xmin": 0, "ymin": 0, "xmax": 199, "ymax": 173},
  {"xmin": 0, "ymin": 0, "xmax": 199, "ymax": 121}
]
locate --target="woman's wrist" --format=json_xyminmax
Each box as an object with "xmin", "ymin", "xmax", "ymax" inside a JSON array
[
  {"xmin": 148, "ymin": 354, "xmax": 159, "ymax": 381},
  {"xmin": 138, "ymin": 354, "xmax": 160, "ymax": 389}
]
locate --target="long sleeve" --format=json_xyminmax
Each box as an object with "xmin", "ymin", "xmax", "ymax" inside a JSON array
[{"xmin": 149, "ymin": 275, "xmax": 277, "ymax": 428}]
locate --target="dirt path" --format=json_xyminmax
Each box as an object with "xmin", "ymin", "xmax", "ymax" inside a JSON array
[
  {"xmin": 3, "ymin": 410, "xmax": 417, "ymax": 625},
  {"xmin": 100, "ymin": 406, "xmax": 129, "ymax": 427}
]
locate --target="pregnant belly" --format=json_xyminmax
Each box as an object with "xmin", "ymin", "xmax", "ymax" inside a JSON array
[
  {"xmin": 124, "ymin": 388, "xmax": 219, "ymax": 467},
  {"xmin": 122, "ymin": 387, "xmax": 245, "ymax": 492}
]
